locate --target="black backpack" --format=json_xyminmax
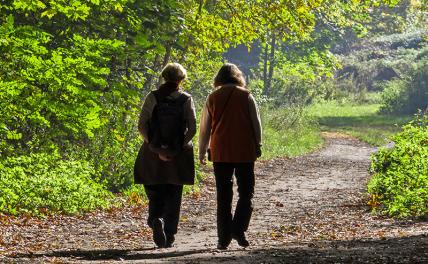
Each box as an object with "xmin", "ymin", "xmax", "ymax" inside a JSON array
[{"xmin": 148, "ymin": 90, "xmax": 189, "ymax": 157}]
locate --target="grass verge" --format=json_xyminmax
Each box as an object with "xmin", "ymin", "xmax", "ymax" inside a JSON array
[
  {"xmin": 261, "ymin": 107, "xmax": 324, "ymax": 159},
  {"xmin": 307, "ymin": 100, "xmax": 412, "ymax": 146}
]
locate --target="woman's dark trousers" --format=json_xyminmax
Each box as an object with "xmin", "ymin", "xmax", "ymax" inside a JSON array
[
  {"xmin": 213, "ymin": 162, "xmax": 255, "ymax": 244},
  {"xmin": 143, "ymin": 184, "xmax": 183, "ymax": 238}
]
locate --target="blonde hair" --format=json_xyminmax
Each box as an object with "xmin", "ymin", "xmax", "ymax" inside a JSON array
[
  {"xmin": 161, "ymin": 63, "xmax": 187, "ymax": 83},
  {"xmin": 213, "ymin": 63, "xmax": 246, "ymax": 87}
]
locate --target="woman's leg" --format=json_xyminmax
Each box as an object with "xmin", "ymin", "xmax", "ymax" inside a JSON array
[
  {"xmin": 162, "ymin": 184, "xmax": 183, "ymax": 247},
  {"xmin": 232, "ymin": 162, "xmax": 255, "ymax": 244},
  {"xmin": 144, "ymin": 184, "xmax": 167, "ymax": 247},
  {"xmin": 143, "ymin": 184, "xmax": 164, "ymax": 228},
  {"xmin": 213, "ymin": 162, "xmax": 235, "ymax": 248}
]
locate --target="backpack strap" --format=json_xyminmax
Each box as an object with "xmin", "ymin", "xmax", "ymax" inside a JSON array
[
  {"xmin": 175, "ymin": 92, "xmax": 190, "ymax": 106},
  {"xmin": 152, "ymin": 89, "xmax": 189, "ymax": 106},
  {"xmin": 151, "ymin": 89, "xmax": 163, "ymax": 104}
]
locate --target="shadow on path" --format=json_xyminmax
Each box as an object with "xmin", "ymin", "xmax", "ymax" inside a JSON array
[
  {"xmin": 10, "ymin": 234, "xmax": 427, "ymax": 263},
  {"xmin": 179, "ymin": 234, "xmax": 427, "ymax": 264},
  {"xmin": 12, "ymin": 247, "xmax": 217, "ymax": 261}
]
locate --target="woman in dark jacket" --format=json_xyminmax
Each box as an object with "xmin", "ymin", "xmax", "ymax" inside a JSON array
[
  {"xmin": 134, "ymin": 63, "xmax": 196, "ymax": 248},
  {"xmin": 198, "ymin": 63, "xmax": 262, "ymax": 249}
]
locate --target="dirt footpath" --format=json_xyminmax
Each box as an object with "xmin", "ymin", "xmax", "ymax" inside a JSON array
[{"xmin": 1, "ymin": 133, "xmax": 427, "ymax": 263}]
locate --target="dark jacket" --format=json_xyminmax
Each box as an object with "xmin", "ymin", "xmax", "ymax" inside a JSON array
[
  {"xmin": 134, "ymin": 142, "xmax": 195, "ymax": 185},
  {"xmin": 134, "ymin": 89, "xmax": 196, "ymax": 185}
]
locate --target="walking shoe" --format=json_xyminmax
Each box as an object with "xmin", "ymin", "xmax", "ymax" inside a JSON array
[
  {"xmin": 165, "ymin": 234, "xmax": 175, "ymax": 248},
  {"xmin": 217, "ymin": 242, "xmax": 229, "ymax": 250},
  {"xmin": 152, "ymin": 218, "xmax": 166, "ymax": 248},
  {"xmin": 232, "ymin": 233, "xmax": 250, "ymax": 247},
  {"xmin": 217, "ymin": 238, "xmax": 231, "ymax": 250}
]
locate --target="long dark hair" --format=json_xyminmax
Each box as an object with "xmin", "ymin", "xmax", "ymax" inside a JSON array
[{"xmin": 213, "ymin": 63, "xmax": 246, "ymax": 87}]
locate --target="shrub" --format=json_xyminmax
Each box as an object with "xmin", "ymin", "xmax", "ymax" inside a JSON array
[
  {"xmin": 378, "ymin": 79, "xmax": 408, "ymax": 114},
  {"xmin": 85, "ymin": 125, "xmax": 141, "ymax": 192},
  {"xmin": 379, "ymin": 59, "xmax": 428, "ymax": 114},
  {"xmin": 0, "ymin": 153, "xmax": 113, "ymax": 216},
  {"xmin": 122, "ymin": 184, "xmax": 147, "ymax": 206},
  {"xmin": 368, "ymin": 114, "xmax": 428, "ymax": 218}
]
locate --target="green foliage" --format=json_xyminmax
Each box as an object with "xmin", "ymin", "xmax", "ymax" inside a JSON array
[
  {"xmin": 0, "ymin": 0, "xmax": 171, "ymax": 192},
  {"xmin": 264, "ymin": 50, "xmax": 341, "ymax": 106},
  {"xmin": 0, "ymin": 153, "xmax": 113, "ymax": 216},
  {"xmin": 84, "ymin": 126, "xmax": 141, "ymax": 192},
  {"xmin": 0, "ymin": 0, "xmax": 411, "ymax": 216},
  {"xmin": 334, "ymin": 29, "xmax": 427, "ymax": 97},
  {"xmin": 181, "ymin": 53, "xmax": 223, "ymax": 104},
  {"xmin": 368, "ymin": 114, "xmax": 428, "ymax": 218},
  {"xmin": 365, "ymin": 0, "xmax": 426, "ymax": 35},
  {"xmin": 122, "ymin": 184, "xmax": 147, "ymax": 206},
  {"xmin": 0, "ymin": 9, "xmax": 125, "ymax": 155},
  {"xmin": 380, "ymin": 60, "xmax": 428, "ymax": 114},
  {"xmin": 379, "ymin": 79, "xmax": 408, "ymax": 113}
]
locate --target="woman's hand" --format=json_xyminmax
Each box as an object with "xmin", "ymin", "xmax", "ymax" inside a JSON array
[
  {"xmin": 182, "ymin": 141, "xmax": 192, "ymax": 150},
  {"xmin": 159, "ymin": 154, "xmax": 172, "ymax": 161},
  {"xmin": 256, "ymin": 144, "xmax": 262, "ymax": 158}
]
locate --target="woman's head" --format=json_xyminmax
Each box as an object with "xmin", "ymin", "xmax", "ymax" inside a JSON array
[
  {"xmin": 214, "ymin": 63, "xmax": 246, "ymax": 87},
  {"xmin": 161, "ymin": 63, "xmax": 187, "ymax": 83}
]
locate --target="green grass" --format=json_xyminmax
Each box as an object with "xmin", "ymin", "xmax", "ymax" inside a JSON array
[
  {"xmin": 307, "ymin": 100, "xmax": 412, "ymax": 146},
  {"xmin": 262, "ymin": 125, "xmax": 323, "ymax": 159},
  {"xmin": 261, "ymin": 107, "xmax": 324, "ymax": 159}
]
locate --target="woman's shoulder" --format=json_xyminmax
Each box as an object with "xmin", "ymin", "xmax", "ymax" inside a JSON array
[
  {"xmin": 159, "ymin": 90, "xmax": 192, "ymax": 100},
  {"xmin": 178, "ymin": 90, "xmax": 192, "ymax": 98},
  {"xmin": 144, "ymin": 91, "xmax": 157, "ymax": 101},
  {"xmin": 235, "ymin": 86, "xmax": 250, "ymax": 96}
]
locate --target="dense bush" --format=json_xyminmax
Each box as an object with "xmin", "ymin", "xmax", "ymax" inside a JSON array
[
  {"xmin": 0, "ymin": 153, "xmax": 113, "ymax": 216},
  {"xmin": 368, "ymin": 114, "xmax": 428, "ymax": 218},
  {"xmin": 83, "ymin": 113, "xmax": 142, "ymax": 192},
  {"xmin": 379, "ymin": 60, "xmax": 428, "ymax": 114}
]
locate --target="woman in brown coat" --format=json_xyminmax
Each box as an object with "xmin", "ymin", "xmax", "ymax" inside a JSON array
[
  {"xmin": 199, "ymin": 63, "xmax": 262, "ymax": 249},
  {"xmin": 134, "ymin": 63, "xmax": 196, "ymax": 248}
]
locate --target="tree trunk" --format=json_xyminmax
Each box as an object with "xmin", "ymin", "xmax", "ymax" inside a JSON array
[
  {"xmin": 262, "ymin": 38, "xmax": 269, "ymax": 94},
  {"xmin": 142, "ymin": 54, "xmax": 161, "ymax": 93},
  {"xmin": 161, "ymin": 44, "xmax": 172, "ymax": 69},
  {"xmin": 157, "ymin": 43, "xmax": 172, "ymax": 86},
  {"xmin": 266, "ymin": 32, "xmax": 276, "ymax": 95}
]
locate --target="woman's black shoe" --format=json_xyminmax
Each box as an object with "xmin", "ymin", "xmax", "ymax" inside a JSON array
[
  {"xmin": 217, "ymin": 237, "xmax": 231, "ymax": 250},
  {"xmin": 217, "ymin": 242, "xmax": 229, "ymax": 250},
  {"xmin": 152, "ymin": 218, "xmax": 166, "ymax": 248},
  {"xmin": 232, "ymin": 233, "xmax": 250, "ymax": 247},
  {"xmin": 165, "ymin": 234, "xmax": 175, "ymax": 248}
]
